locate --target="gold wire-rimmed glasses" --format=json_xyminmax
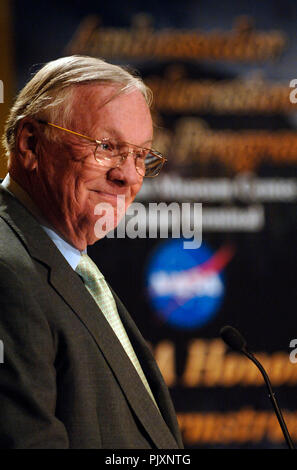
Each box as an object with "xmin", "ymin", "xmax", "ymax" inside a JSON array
[{"xmin": 37, "ymin": 120, "xmax": 167, "ymax": 177}]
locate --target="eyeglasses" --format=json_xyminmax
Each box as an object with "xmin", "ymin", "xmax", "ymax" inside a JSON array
[{"xmin": 37, "ymin": 120, "xmax": 167, "ymax": 178}]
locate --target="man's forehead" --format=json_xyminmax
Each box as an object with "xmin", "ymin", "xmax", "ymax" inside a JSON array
[
  {"xmin": 98, "ymin": 126, "xmax": 153, "ymax": 147},
  {"xmin": 72, "ymin": 83, "xmax": 146, "ymax": 112},
  {"xmin": 71, "ymin": 83, "xmax": 153, "ymax": 143}
]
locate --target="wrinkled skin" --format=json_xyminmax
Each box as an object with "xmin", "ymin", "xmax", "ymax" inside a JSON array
[{"xmin": 10, "ymin": 84, "xmax": 153, "ymax": 250}]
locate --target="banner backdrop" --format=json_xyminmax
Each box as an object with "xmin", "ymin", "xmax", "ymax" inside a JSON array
[
  {"xmin": 0, "ymin": 0, "xmax": 14, "ymax": 177},
  {"xmin": 3, "ymin": 0, "xmax": 297, "ymax": 449}
]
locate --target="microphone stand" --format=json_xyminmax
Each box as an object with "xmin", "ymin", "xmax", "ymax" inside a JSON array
[{"xmin": 242, "ymin": 347, "xmax": 294, "ymax": 449}]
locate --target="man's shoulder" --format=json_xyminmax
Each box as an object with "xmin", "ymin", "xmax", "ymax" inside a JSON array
[
  {"xmin": 0, "ymin": 188, "xmax": 41, "ymax": 267},
  {"xmin": 0, "ymin": 211, "xmax": 33, "ymax": 270},
  {"xmin": 0, "ymin": 187, "xmax": 75, "ymax": 280}
]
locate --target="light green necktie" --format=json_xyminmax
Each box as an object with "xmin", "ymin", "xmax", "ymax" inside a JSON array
[{"xmin": 76, "ymin": 253, "xmax": 158, "ymax": 409}]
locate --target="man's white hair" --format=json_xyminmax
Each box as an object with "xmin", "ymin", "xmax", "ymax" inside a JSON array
[{"xmin": 2, "ymin": 55, "xmax": 153, "ymax": 160}]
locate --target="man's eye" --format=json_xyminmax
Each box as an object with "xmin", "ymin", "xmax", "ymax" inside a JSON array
[
  {"xmin": 136, "ymin": 150, "xmax": 147, "ymax": 160},
  {"xmin": 99, "ymin": 141, "xmax": 113, "ymax": 152}
]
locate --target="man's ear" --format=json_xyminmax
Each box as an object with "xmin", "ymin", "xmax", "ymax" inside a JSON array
[{"xmin": 16, "ymin": 119, "xmax": 40, "ymax": 171}]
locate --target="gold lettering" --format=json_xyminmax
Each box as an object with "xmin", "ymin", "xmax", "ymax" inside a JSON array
[
  {"xmin": 220, "ymin": 353, "xmax": 248, "ymax": 386},
  {"xmin": 66, "ymin": 17, "xmax": 286, "ymax": 61},
  {"xmin": 235, "ymin": 408, "xmax": 256, "ymax": 443},
  {"xmin": 182, "ymin": 339, "xmax": 208, "ymax": 386},
  {"xmin": 267, "ymin": 412, "xmax": 284, "ymax": 442},
  {"xmin": 217, "ymin": 413, "xmax": 237, "ymax": 443},
  {"xmin": 153, "ymin": 339, "xmax": 297, "ymax": 388},
  {"xmin": 203, "ymin": 339, "xmax": 225, "ymax": 386},
  {"xmin": 250, "ymin": 411, "xmax": 269, "ymax": 442},
  {"xmin": 200, "ymin": 413, "xmax": 217, "ymax": 442},
  {"xmin": 177, "ymin": 413, "xmax": 204, "ymax": 444},
  {"xmin": 154, "ymin": 341, "xmax": 176, "ymax": 387},
  {"xmin": 178, "ymin": 409, "xmax": 297, "ymax": 445},
  {"xmin": 269, "ymin": 353, "xmax": 296, "ymax": 385}
]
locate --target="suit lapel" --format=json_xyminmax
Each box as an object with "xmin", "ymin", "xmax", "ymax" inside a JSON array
[
  {"xmin": 0, "ymin": 187, "xmax": 181, "ymax": 449},
  {"xmin": 49, "ymin": 266, "xmax": 179, "ymax": 449},
  {"xmin": 111, "ymin": 288, "xmax": 183, "ymax": 448}
]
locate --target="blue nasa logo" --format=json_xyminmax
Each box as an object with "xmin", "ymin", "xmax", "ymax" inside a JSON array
[{"xmin": 146, "ymin": 239, "xmax": 234, "ymax": 329}]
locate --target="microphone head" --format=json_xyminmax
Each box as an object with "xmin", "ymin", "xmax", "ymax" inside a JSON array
[{"xmin": 220, "ymin": 325, "xmax": 247, "ymax": 352}]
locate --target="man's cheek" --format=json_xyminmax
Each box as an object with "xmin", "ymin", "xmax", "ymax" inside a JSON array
[{"xmin": 132, "ymin": 183, "xmax": 143, "ymax": 200}]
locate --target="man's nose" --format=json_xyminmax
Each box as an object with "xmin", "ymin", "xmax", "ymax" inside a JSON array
[{"xmin": 109, "ymin": 153, "xmax": 142, "ymax": 186}]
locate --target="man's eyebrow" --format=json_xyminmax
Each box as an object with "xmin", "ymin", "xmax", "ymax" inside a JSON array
[
  {"xmin": 142, "ymin": 139, "xmax": 153, "ymax": 146},
  {"xmin": 97, "ymin": 127, "xmax": 153, "ymax": 147}
]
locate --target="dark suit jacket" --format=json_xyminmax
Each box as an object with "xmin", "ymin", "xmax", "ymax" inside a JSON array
[{"xmin": 0, "ymin": 186, "xmax": 183, "ymax": 449}]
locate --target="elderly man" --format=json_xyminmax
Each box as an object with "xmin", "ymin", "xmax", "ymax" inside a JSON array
[{"xmin": 0, "ymin": 56, "xmax": 183, "ymax": 449}]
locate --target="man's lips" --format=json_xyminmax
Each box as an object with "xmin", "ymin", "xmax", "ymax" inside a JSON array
[{"xmin": 90, "ymin": 190, "xmax": 128, "ymax": 203}]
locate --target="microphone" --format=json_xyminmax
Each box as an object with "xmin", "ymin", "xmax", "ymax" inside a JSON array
[{"xmin": 220, "ymin": 325, "xmax": 294, "ymax": 449}]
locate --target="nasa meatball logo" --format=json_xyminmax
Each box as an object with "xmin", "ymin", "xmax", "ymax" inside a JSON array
[{"xmin": 146, "ymin": 239, "xmax": 234, "ymax": 329}]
